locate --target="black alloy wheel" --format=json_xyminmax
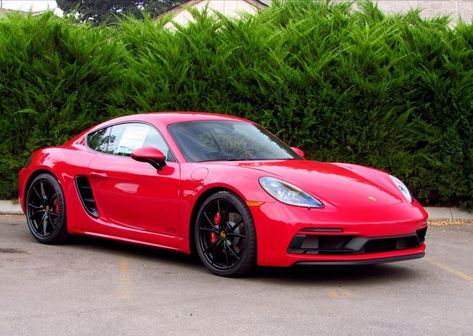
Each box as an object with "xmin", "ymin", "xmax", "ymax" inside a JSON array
[
  {"xmin": 195, "ymin": 191, "xmax": 256, "ymax": 277},
  {"xmin": 25, "ymin": 173, "xmax": 69, "ymax": 244}
]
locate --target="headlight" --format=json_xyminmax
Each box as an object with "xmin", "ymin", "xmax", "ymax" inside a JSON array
[
  {"xmin": 389, "ymin": 175, "xmax": 412, "ymax": 203},
  {"xmin": 259, "ymin": 177, "xmax": 324, "ymax": 208}
]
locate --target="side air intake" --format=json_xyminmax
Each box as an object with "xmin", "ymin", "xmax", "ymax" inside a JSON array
[{"xmin": 75, "ymin": 176, "xmax": 98, "ymax": 218}]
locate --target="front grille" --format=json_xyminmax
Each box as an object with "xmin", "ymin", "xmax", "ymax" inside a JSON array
[
  {"xmin": 364, "ymin": 236, "xmax": 419, "ymax": 253},
  {"xmin": 288, "ymin": 228, "xmax": 427, "ymax": 255}
]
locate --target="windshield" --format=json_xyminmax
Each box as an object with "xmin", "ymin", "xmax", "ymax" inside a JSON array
[{"xmin": 168, "ymin": 120, "xmax": 299, "ymax": 162}]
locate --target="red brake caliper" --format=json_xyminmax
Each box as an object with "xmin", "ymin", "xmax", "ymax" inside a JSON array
[{"xmin": 211, "ymin": 212, "xmax": 221, "ymax": 243}]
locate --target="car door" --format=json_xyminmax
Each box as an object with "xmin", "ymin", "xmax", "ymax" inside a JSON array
[{"xmin": 86, "ymin": 122, "xmax": 181, "ymax": 236}]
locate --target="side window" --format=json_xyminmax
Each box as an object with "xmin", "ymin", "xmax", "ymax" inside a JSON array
[
  {"xmin": 142, "ymin": 127, "xmax": 174, "ymax": 161},
  {"xmin": 87, "ymin": 127, "xmax": 112, "ymax": 153},
  {"xmin": 87, "ymin": 123, "xmax": 174, "ymax": 161}
]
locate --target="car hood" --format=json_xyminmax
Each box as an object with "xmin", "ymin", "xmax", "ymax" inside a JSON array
[{"xmin": 220, "ymin": 160, "xmax": 405, "ymax": 207}]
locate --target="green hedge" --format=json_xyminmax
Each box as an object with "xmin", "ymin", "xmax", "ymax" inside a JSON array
[{"xmin": 1, "ymin": 1, "xmax": 472, "ymax": 208}]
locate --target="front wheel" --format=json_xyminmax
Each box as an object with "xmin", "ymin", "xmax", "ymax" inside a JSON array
[
  {"xmin": 25, "ymin": 173, "xmax": 69, "ymax": 244},
  {"xmin": 195, "ymin": 191, "xmax": 256, "ymax": 277}
]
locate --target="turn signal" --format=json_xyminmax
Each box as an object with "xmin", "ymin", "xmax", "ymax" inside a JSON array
[{"xmin": 245, "ymin": 200, "xmax": 264, "ymax": 207}]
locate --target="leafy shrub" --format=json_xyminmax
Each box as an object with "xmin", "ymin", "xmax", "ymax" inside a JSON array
[{"xmin": 1, "ymin": 1, "xmax": 472, "ymax": 208}]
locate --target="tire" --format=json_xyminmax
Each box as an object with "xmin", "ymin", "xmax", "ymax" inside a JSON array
[
  {"xmin": 194, "ymin": 191, "xmax": 256, "ymax": 277},
  {"xmin": 25, "ymin": 173, "xmax": 69, "ymax": 244}
]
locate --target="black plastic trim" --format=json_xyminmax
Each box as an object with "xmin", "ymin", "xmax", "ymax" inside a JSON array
[
  {"xmin": 300, "ymin": 227, "xmax": 343, "ymax": 232},
  {"xmin": 75, "ymin": 176, "xmax": 99, "ymax": 218},
  {"xmin": 293, "ymin": 252, "xmax": 425, "ymax": 266},
  {"xmin": 288, "ymin": 229, "xmax": 428, "ymax": 255}
]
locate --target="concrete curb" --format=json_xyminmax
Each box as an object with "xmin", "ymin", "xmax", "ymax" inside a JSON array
[
  {"xmin": 0, "ymin": 200, "xmax": 22, "ymax": 215},
  {"xmin": 425, "ymin": 207, "xmax": 473, "ymax": 221},
  {"xmin": 1, "ymin": 200, "xmax": 472, "ymax": 220}
]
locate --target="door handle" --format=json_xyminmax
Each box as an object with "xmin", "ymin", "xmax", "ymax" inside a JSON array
[{"xmin": 90, "ymin": 171, "xmax": 108, "ymax": 178}]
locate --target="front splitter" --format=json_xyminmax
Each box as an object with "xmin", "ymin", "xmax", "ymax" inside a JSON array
[{"xmin": 293, "ymin": 252, "xmax": 425, "ymax": 266}]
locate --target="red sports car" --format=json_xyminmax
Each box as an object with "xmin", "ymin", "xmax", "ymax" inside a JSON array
[{"xmin": 18, "ymin": 112, "xmax": 428, "ymax": 276}]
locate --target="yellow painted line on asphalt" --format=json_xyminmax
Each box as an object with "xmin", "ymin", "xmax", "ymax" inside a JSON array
[
  {"xmin": 326, "ymin": 289, "xmax": 353, "ymax": 298},
  {"xmin": 425, "ymin": 257, "xmax": 473, "ymax": 282},
  {"xmin": 117, "ymin": 256, "xmax": 130, "ymax": 299}
]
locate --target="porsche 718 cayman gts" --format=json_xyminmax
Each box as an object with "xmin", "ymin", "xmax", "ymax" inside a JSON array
[{"xmin": 19, "ymin": 112, "xmax": 428, "ymax": 276}]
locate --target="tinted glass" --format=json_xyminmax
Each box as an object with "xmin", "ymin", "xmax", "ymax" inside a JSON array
[
  {"xmin": 87, "ymin": 127, "xmax": 112, "ymax": 153},
  {"xmin": 168, "ymin": 120, "xmax": 299, "ymax": 162},
  {"xmin": 87, "ymin": 123, "xmax": 174, "ymax": 161}
]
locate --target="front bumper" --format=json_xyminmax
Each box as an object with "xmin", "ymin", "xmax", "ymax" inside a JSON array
[
  {"xmin": 250, "ymin": 200, "xmax": 428, "ymax": 267},
  {"xmin": 294, "ymin": 252, "xmax": 425, "ymax": 266}
]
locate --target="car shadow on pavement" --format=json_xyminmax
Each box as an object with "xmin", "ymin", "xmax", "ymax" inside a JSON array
[
  {"xmin": 67, "ymin": 235, "xmax": 423, "ymax": 284},
  {"xmin": 253, "ymin": 263, "xmax": 422, "ymax": 285},
  {"xmin": 5, "ymin": 215, "xmax": 426, "ymax": 285},
  {"xmin": 67, "ymin": 235, "xmax": 200, "ymax": 266}
]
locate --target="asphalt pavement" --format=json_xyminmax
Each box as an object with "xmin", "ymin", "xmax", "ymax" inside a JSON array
[{"xmin": 0, "ymin": 215, "xmax": 472, "ymax": 336}]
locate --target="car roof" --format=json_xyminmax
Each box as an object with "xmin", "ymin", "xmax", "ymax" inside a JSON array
[
  {"xmin": 103, "ymin": 112, "xmax": 251, "ymax": 128},
  {"xmin": 64, "ymin": 112, "xmax": 254, "ymax": 146}
]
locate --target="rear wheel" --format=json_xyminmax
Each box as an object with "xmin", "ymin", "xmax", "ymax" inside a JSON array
[
  {"xmin": 25, "ymin": 173, "xmax": 68, "ymax": 244},
  {"xmin": 195, "ymin": 191, "xmax": 256, "ymax": 277}
]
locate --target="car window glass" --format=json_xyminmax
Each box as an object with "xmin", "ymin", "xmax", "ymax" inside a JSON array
[
  {"xmin": 197, "ymin": 132, "xmax": 219, "ymax": 152},
  {"xmin": 87, "ymin": 127, "xmax": 112, "ymax": 153},
  {"xmin": 169, "ymin": 121, "xmax": 298, "ymax": 162},
  {"xmin": 142, "ymin": 128, "xmax": 174, "ymax": 161},
  {"xmin": 106, "ymin": 124, "xmax": 126, "ymax": 154},
  {"xmin": 87, "ymin": 123, "xmax": 174, "ymax": 161},
  {"xmin": 212, "ymin": 126, "xmax": 251, "ymax": 155}
]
